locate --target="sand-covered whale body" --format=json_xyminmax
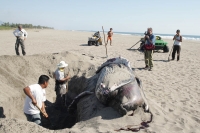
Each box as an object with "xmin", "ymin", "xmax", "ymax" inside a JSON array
[{"xmin": 95, "ymin": 57, "xmax": 149, "ymax": 115}]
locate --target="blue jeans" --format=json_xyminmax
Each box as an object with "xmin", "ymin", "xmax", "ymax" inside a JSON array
[{"xmin": 24, "ymin": 113, "xmax": 41, "ymax": 125}]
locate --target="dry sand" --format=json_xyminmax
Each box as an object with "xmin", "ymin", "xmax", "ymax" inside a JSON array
[{"xmin": 0, "ymin": 29, "xmax": 200, "ymax": 133}]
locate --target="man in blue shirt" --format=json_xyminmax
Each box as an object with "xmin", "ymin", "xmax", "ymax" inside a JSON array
[{"xmin": 144, "ymin": 28, "xmax": 155, "ymax": 71}]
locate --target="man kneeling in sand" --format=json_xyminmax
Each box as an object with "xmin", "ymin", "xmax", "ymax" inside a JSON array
[
  {"xmin": 23, "ymin": 75, "xmax": 49, "ymax": 125},
  {"xmin": 54, "ymin": 61, "xmax": 71, "ymax": 108}
]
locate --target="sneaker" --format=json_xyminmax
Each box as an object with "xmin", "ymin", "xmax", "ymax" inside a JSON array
[
  {"xmin": 144, "ymin": 65, "xmax": 149, "ymax": 70},
  {"xmin": 149, "ymin": 67, "xmax": 153, "ymax": 71}
]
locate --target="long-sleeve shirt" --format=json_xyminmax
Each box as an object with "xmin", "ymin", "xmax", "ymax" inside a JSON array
[{"xmin": 13, "ymin": 29, "xmax": 28, "ymax": 39}]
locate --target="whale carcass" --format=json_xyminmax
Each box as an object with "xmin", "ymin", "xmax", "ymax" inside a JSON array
[
  {"xmin": 68, "ymin": 57, "xmax": 150, "ymax": 117},
  {"xmin": 95, "ymin": 57, "xmax": 149, "ymax": 115}
]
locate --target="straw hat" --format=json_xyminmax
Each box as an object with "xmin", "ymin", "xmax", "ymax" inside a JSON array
[{"xmin": 57, "ymin": 61, "xmax": 68, "ymax": 68}]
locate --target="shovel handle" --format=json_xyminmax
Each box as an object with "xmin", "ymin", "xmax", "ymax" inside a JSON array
[{"xmin": 35, "ymin": 105, "xmax": 48, "ymax": 118}]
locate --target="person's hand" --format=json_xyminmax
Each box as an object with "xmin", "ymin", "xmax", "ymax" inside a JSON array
[
  {"xmin": 32, "ymin": 98, "xmax": 37, "ymax": 106},
  {"xmin": 66, "ymin": 75, "xmax": 71, "ymax": 79},
  {"xmin": 145, "ymin": 35, "xmax": 149, "ymax": 39},
  {"xmin": 43, "ymin": 112, "xmax": 48, "ymax": 118}
]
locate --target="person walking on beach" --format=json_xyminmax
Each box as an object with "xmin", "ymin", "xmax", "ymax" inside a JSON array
[
  {"xmin": 13, "ymin": 25, "xmax": 28, "ymax": 56},
  {"xmin": 172, "ymin": 29, "xmax": 182, "ymax": 61},
  {"xmin": 54, "ymin": 61, "xmax": 71, "ymax": 108},
  {"xmin": 143, "ymin": 27, "xmax": 156, "ymax": 71},
  {"xmin": 23, "ymin": 75, "xmax": 49, "ymax": 125},
  {"xmin": 107, "ymin": 28, "xmax": 113, "ymax": 46}
]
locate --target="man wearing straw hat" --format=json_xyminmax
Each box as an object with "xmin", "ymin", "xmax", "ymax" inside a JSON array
[{"xmin": 54, "ymin": 61, "xmax": 71, "ymax": 108}]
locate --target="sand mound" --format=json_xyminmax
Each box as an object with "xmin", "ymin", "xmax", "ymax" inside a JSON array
[{"xmin": 0, "ymin": 52, "xmax": 153, "ymax": 133}]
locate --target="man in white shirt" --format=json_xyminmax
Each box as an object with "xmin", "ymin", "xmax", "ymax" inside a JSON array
[
  {"xmin": 23, "ymin": 75, "xmax": 49, "ymax": 125},
  {"xmin": 13, "ymin": 25, "xmax": 28, "ymax": 56},
  {"xmin": 54, "ymin": 61, "xmax": 71, "ymax": 108}
]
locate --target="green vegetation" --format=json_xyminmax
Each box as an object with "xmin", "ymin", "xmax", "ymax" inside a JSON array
[
  {"xmin": 0, "ymin": 26, "xmax": 13, "ymax": 30},
  {"xmin": 0, "ymin": 22, "xmax": 54, "ymax": 30}
]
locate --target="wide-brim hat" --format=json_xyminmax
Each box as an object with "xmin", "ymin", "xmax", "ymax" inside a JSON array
[{"xmin": 57, "ymin": 61, "xmax": 68, "ymax": 68}]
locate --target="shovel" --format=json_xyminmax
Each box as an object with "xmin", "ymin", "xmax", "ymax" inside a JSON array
[
  {"xmin": 35, "ymin": 105, "xmax": 54, "ymax": 129},
  {"xmin": 128, "ymin": 39, "xmax": 141, "ymax": 50},
  {"xmin": 168, "ymin": 45, "xmax": 174, "ymax": 61},
  {"xmin": 168, "ymin": 40, "xmax": 176, "ymax": 61}
]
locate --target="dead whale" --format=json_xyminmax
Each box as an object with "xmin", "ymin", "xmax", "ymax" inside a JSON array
[
  {"xmin": 95, "ymin": 57, "xmax": 149, "ymax": 115},
  {"xmin": 68, "ymin": 57, "xmax": 150, "ymax": 116}
]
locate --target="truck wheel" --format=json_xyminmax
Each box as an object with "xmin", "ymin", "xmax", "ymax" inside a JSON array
[
  {"xmin": 92, "ymin": 41, "xmax": 95, "ymax": 45},
  {"xmin": 95, "ymin": 41, "xmax": 99, "ymax": 46},
  {"xmin": 163, "ymin": 46, "xmax": 169, "ymax": 52},
  {"xmin": 88, "ymin": 41, "xmax": 92, "ymax": 46}
]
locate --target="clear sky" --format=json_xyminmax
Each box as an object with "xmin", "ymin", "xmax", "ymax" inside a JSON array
[{"xmin": 0, "ymin": 0, "xmax": 199, "ymax": 35}]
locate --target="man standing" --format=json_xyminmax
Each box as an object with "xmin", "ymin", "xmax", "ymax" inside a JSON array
[
  {"xmin": 107, "ymin": 28, "xmax": 113, "ymax": 46},
  {"xmin": 13, "ymin": 25, "xmax": 28, "ymax": 56},
  {"xmin": 54, "ymin": 61, "xmax": 71, "ymax": 108},
  {"xmin": 23, "ymin": 75, "xmax": 49, "ymax": 125},
  {"xmin": 172, "ymin": 29, "xmax": 182, "ymax": 61},
  {"xmin": 143, "ymin": 28, "xmax": 156, "ymax": 71}
]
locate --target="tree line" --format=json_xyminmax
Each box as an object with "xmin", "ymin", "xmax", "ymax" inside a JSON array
[{"xmin": 1, "ymin": 22, "xmax": 54, "ymax": 29}]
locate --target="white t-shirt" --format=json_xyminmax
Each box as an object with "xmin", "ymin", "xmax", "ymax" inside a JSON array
[
  {"xmin": 43, "ymin": 89, "xmax": 46, "ymax": 101},
  {"xmin": 174, "ymin": 36, "xmax": 181, "ymax": 46},
  {"xmin": 23, "ymin": 84, "xmax": 45, "ymax": 115}
]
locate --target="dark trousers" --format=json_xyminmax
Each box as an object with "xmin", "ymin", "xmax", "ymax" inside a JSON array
[
  {"xmin": 172, "ymin": 45, "xmax": 181, "ymax": 60},
  {"xmin": 15, "ymin": 38, "xmax": 26, "ymax": 55},
  {"xmin": 54, "ymin": 85, "xmax": 66, "ymax": 107}
]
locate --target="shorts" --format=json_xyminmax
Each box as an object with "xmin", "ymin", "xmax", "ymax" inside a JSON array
[{"xmin": 107, "ymin": 36, "xmax": 112, "ymax": 41}]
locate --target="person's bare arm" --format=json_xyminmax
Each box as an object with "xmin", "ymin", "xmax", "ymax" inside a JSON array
[
  {"xmin": 173, "ymin": 35, "xmax": 176, "ymax": 40},
  {"xmin": 58, "ymin": 73, "xmax": 71, "ymax": 82},
  {"xmin": 179, "ymin": 36, "xmax": 182, "ymax": 42},
  {"xmin": 41, "ymin": 102, "xmax": 48, "ymax": 118},
  {"xmin": 23, "ymin": 87, "xmax": 37, "ymax": 106},
  {"xmin": 41, "ymin": 102, "xmax": 46, "ymax": 112}
]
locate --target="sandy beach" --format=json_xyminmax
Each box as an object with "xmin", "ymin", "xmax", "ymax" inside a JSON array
[{"xmin": 0, "ymin": 29, "xmax": 200, "ymax": 133}]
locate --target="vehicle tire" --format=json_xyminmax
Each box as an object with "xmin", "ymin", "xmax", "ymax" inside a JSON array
[
  {"xmin": 95, "ymin": 41, "xmax": 99, "ymax": 46},
  {"xmin": 88, "ymin": 41, "xmax": 92, "ymax": 46},
  {"xmin": 163, "ymin": 46, "xmax": 169, "ymax": 52},
  {"xmin": 88, "ymin": 41, "xmax": 90, "ymax": 46},
  {"xmin": 92, "ymin": 41, "xmax": 95, "ymax": 45}
]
